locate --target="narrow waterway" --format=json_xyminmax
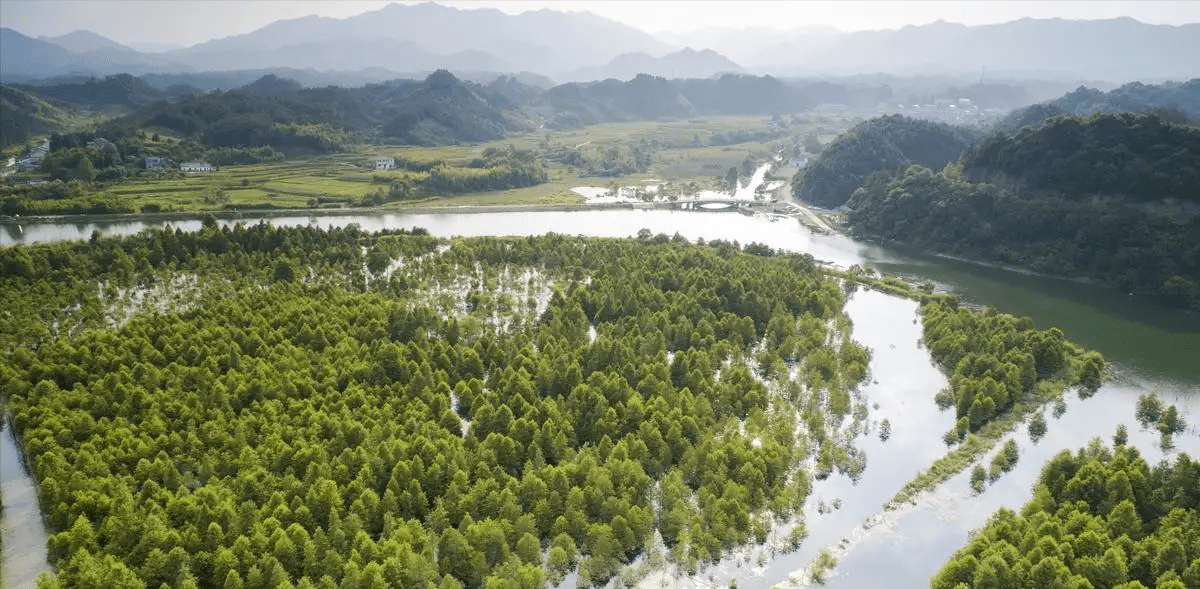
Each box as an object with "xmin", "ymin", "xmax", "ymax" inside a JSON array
[
  {"xmin": 822, "ymin": 368, "xmax": 1199, "ymax": 588},
  {"xmin": 649, "ymin": 289, "xmax": 957, "ymax": 588},
  {"xmin": 1, "ymin": 420, "xmax": 51, "ymax": 589}
]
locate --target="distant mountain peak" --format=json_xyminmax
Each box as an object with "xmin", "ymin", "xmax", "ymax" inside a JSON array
[
  {"xmin": 39, "ymin": 30, "xmax": 129, "ymax": 53},
  {"xmin": 565, "ymin": 47, "xmax": 743, "ymax": 82}
]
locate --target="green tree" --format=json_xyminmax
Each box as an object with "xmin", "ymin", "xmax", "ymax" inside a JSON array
[{"xmin": 76, "ymin": 156, "xmax": 97, "ymax": 182}]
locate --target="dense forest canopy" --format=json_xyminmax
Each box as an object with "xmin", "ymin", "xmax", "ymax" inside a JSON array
[
  {"xmin": 964, "ymin": 112, "xmax": 1200, "ymax": 202},
  {"xmin": 116, "ymin": 70, "xmax": 533, "ymax": 149},
  {"xmin": 791, "ymin": 115, "xmax": 978, "ymax": 208},
  {"xmin": 844, "ymin": 113, "xmax": 1200, "ymax": 310},
  {"xmin": 1, "ymin": 84, "xmax": 75, "ymax": 147},
  {"xmin": 994, "ymin": 79, "xmax": 1200, "ymax": 135},
  {"xmin": 539, "ymin": 73, "xmax": 818, "ymax": 128},
  {"xmin": 13, "ymin": 73, "xmax": 176, "ymax": 111},
  {"xmin": 932, "ymin": 440, "xmax": 1200, "ymax": 589},
  {"xmin": 0, "ymin": 222, "xmax": 1108, "ymax": 589},
  {"xmin": 1, "ymin": 224, "xmax": 880, "ymax": 589}
]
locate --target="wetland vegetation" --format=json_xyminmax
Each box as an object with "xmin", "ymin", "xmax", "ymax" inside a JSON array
[
  {"xmin": 0, "ymin": 217, "xmax": 1126, "ymax": 589},
  {"xmin": 932, "ymin": 440, "xmax": 1200, "ymax": 589}
]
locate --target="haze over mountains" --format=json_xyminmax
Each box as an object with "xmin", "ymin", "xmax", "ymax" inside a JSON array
[{"xmin": 2, "ymin": 3, "xmax": 1198, "ymax": 86}]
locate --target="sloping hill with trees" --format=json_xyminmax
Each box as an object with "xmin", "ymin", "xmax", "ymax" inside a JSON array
[
  {"xmin": 965, "ymin": 112, "xmax": 1200, "ymax": 200},
  {"xmin": 107, "ymin": 70, "xmax": 534, "ymax": 149},
  {"xmin": 994, "ymin": 79, "xmax": 1200, "ymax": 135},
  {"xmin": 678, "ymin": 74, "xmax": 808, "ymax": 116},
  {"xmin": 14, "ymin": 73, "xmax": 171, "ymax": 111},
  {"xmin": 845, "ymin": 113, "xmax": 1200, "ymax": 310},
  {"xmin": 791, "ymin": 115, "xmax": 977, "ymax": 208},
  {"xmin": 540, "ymin": 75, "xmax": 697, "ymax": 128},
  {"xmin": 0, "ymin": 84, "xmax": 80, "ymax": 147}
]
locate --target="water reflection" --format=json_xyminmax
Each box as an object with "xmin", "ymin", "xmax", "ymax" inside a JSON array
[
  {"xmin": 1, "ymin": 223, "xmax": 22, "ymax": 243},
  {"xmin": 823, "ymin": 372, "xmax": 1200, "ymax": 588}
]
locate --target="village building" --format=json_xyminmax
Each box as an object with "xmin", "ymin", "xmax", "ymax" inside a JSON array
[
  {"xmin": 14, "ymin": 138, "xmax": 51, "ymax": 171},
  {"xmin": 376, "ymin": 156, "xmax": 395, "ymax": 171},
  {"xmin": 180, "ymin": 162, "xmax": 215, "ymax": 173},
  {"xmin": 145, "ymin": 157, "xmax": 165, "ymax": 170}
]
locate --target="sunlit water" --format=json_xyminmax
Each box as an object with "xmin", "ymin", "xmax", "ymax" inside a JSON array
[
  {"xmin": 3, "ymin": 209, "xmax": 1197, "ymax": 588},
  {"xmin": 1, "ymin": 420, "xmax": 51, "ymax": 589}
]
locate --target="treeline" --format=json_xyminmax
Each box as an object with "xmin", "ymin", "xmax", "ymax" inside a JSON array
[
  {"xmin": 994, "ymin": 79, "xmax": 1200, "ymax": 135},
  {"xmin": 921, "ymin": 295, "xmax": 1104, "ymax": 440},
  {"xmin": 791, "ymin": 115, "xmax": 978, "ymax": 208},
  {"xmin": 8, "ymin": 70, "xmax": 878, "ymax": 151},
  {"xmin": 129, "ymin": 91, "xmax": 362, "ymax": 152},
  {"xmin": 932, "ymin": 440, "xmax": 1200, "ymax": 589},
  {"xmin": 965, "ymin": 112, "xmax": 1200, "ymax": 202},
  {"xmin": 1, "ymin": 225, "xmax": 873, "ymax": 589},
  {"xmin": 1, "ymin": 85, "xmax": 74, "ymax": 148},
  {"xmin": 536, "ymin": 74, "xmax": 900, "ymax": 130},
  {"xmin": 844, "ymin": 113, "xmax": 1200, "ymax": 310},
  {"xmin": 13, "ymin": 73, "xmax": 181, "ymax": 111},
  {"xmin": 363, "ymin": 147, "xmax": 547, "ymax": 204},
  {"xmin": 112, "ymin": 70, "xmax": 533, "ymax": 150}
]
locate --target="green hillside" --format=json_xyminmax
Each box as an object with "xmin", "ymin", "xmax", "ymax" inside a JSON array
[
  {"xmin": 845, "ymin": 113, "xmax": 1200, "ymax": 310},
  {"xmin": 0, "ymin": 84, "xmax": 82, "ymax": 147},
  {"xmin": 791, "ymin": 115, "xmax": 977, "ymax": 208}
]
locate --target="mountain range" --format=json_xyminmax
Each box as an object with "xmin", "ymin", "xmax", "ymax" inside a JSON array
[
  {"xmin": 3, "ymin": 4, "xmax": 1198, "ymax": 85},
  {"xmin": 670, "ymin": 18, "xmax": 1200, "ymax": 82},
  {"xmin": 1, "ymin": 28, "xmax": 195, "ymax": 80}
]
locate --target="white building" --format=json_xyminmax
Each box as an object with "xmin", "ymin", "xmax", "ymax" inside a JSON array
[
  {"xmin": 145, "ymin": 157, "xmax": 165, "ymax": 169},
  {"xmin": 180, "ymin": 162, "xmax": 215, "ymax": 173},
  {"xmin": 376, "ymin": 156, "xmax": 395, "ymax": 171}
]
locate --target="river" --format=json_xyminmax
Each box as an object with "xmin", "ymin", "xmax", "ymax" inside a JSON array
[
  {"xmin": 2, "ymin": 209, "xmax": 1197, "ymax": 588},
  {"xmin": 1, "ymin": 419, "xmax": 51, "ymax": 589}
]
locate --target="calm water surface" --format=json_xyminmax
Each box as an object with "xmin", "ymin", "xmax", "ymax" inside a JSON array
[{"xmin": 1, "ymin": 420, "xmax": 51, "ymax": 589}]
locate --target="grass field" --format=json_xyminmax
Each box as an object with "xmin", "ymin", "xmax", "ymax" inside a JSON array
[{"xmin": 14, "ymin": 115, "xmax": 855, "ymax": 214}]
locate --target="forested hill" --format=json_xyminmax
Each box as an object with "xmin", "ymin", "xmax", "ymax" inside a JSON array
[
  {"xmin": 7, "ymin": 71, "xmax": 855, "ymax": 150},
  {"xmin": 994, "ymin": 78, "xmax": 1200, "ymax": 135},
  {"xmin": 964, "ymin": 112, "xmax": 1200, "ymax": 201},
  {"xmin": 791, "ymin": 115, "xmax": 978, "ymax": 208},
  {"xmin": 13, "ymin": 73, "xmax": 176, "ymax": 111},
  {"xmin": 108, "ymin": 70, "xmax": 534, "ymax": 148},
  {"xmin": 0, "ymin": 84, "xmax": 76, "ymax": 147},
  {"xmin": 845, "ymin": 113, "xmax": 1200, "ymax": 310}
]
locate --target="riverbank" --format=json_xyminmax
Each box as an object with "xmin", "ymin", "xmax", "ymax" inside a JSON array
[
  {"xmin": 0, "ymin": 201, "xmax": 620, "ymax": 226},
  {"xmin": 2, "ymin": 156, "xmax": 808, "ymax": 231},
  {"xmin": 2, "ymin": 198, "xmax": 824, "ymax": 233}
]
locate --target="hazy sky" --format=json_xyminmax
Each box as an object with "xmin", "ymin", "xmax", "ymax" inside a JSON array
[{"xmin": 3, "ymin": 0, "xmax": 1198, "ymax": 47}]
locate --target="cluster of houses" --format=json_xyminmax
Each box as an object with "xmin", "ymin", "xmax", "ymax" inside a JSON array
[
  {"xmin": 11, "ymin": 139, "xmax": 397, "ymax": 179},
  {"xmin": 13, "ymin": 139, "xmax": 51, "ymax": 172},
  {"xmin": 5, "ymin": 137, "xmax": 218, "ymax": 177},
  {"xmin": 878, "ymin": 98, "xmax": 1003, "ymax": 124}
]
